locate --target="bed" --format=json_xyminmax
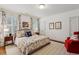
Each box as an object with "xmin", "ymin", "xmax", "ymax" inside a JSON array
[{"xmin": 14, "ymin": 35, "xmax": 50, "ymax": 54}]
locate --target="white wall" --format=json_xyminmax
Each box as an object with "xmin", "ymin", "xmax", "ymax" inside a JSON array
[{"xmin": 40, "ymin": 9, "xmax": 79, "ymax": 42}]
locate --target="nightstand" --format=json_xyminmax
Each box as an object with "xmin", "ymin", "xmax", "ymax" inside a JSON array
[{"xmin": 4, "ymin": 36, "xmax": 13, "ymax": 46}]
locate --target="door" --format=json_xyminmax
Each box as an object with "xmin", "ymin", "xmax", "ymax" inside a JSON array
[{"xmin": 69, "ymin": 16, "xmax": 79, "ymax": 36}]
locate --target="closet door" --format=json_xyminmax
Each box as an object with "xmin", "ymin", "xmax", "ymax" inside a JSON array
[{"xmin": 69, "ymin": 16, "xmax": 79, "ymax": 36}]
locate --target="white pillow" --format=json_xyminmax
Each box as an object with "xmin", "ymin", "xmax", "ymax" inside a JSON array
[
  {"xmin": 71, "ymin": 35, "xmax": 78, "ymax": 40},
  {"xmin": 16, "ymin": 30, "xmax": 25, "ymax": 38}
]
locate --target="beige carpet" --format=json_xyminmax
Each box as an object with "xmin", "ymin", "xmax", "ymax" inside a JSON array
[
  {"xmin": 6, "ymin": 45, "xmax": 22, "ymax": 55},
  {"xmin": 5, "ymin": 41, "xmax": 78, "ymax": 55}
]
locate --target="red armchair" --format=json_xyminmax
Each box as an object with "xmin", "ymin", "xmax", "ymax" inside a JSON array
[{"xmin": 65, "ymin": 32, "xmax": 79, "ymax": 54}]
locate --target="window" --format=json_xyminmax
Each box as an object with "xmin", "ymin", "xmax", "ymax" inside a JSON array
[{"xmin": 5, "ymin": 14, "xmax": 18, "ymax": 36}]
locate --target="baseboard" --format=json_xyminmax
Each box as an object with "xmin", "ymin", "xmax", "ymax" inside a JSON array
[{"xmin": 50, "ymin": 39, "xmax": 65, "ymax": 44}]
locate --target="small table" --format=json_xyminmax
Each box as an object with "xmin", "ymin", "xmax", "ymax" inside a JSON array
[{"xmin": 4, "ymin": 36, "xmax": 13, "ymax": 46}]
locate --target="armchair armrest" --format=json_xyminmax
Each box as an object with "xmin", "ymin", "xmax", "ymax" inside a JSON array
[
  {"xmin": 65, "ymin": 37, "xmax": 72, "ymax": 49},
  {"xmin": 67, "ymin": 37, "xmax": 70, "ymax": 40}
]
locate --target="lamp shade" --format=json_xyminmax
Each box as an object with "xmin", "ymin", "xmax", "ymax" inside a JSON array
[{"xmin": 4, "ymin": 28, "xmax": 9, "ymax": 31}]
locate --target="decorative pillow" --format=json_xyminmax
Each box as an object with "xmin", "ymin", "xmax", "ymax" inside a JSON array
[
  {"xmin": 71, "ymin": 35, "xmax": 78, "ymax": 40},
  {"xmin": 16, "ymin": 30, "xmax": 25, "ymax": 38},
  {"xmin": 25, "ymin": 32, "xmax": 28, "ymax": 37},
  {"xmin": 25, "ymin": 31, "xmax": 32, "ymax": 37},
  {"xmin": 16, "ymin": 31, "xmax": 22, "ymax": 38}
]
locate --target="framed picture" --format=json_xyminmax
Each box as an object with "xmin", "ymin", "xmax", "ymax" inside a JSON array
[
  {"xmin": 49, "ymin": 22, "xmax": 54, "ymax": 29},
  {"xmin": 20, "ymin": 15, "xmax": 32, "ymax": 30},
  {"xmin": 22, "ymin": 22, "xmax": 29, "ymax": 27},
  {"xmin": 55, "ymin": 22, "xmax": 62, "ymax": 29}
]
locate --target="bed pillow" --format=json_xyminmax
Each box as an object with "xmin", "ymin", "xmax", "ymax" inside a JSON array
[
  {"xmin": 16, "ymin": 30, "xmax": 25, "ymax": 38},
  {"xmin": 25, "ymin": 31, "xmax": 32, "ymax": 37},
  {"xmin": 16, "ymin": 31, "xmax": 23, "ymax": 38}
]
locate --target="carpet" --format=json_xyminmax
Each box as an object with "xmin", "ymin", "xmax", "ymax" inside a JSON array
[{"xmin": 5, "ymin": 45, "xmax": 22, "ymax": 55}]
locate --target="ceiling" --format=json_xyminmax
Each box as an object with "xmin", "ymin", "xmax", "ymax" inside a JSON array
[{"xmin": 0, "ymin": 4, "xmax": 79, "ymax": 18}]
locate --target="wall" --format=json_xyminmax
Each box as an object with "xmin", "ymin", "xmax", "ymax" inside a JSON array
[{"xmin": 40, "ymin": 9, "xmax": 79, "ymax": 42}]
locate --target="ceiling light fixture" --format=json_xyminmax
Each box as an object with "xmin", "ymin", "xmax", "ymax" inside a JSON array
[{"xmin": 39, "ymin": 4, "xmax": 45, "ymax": 9}]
